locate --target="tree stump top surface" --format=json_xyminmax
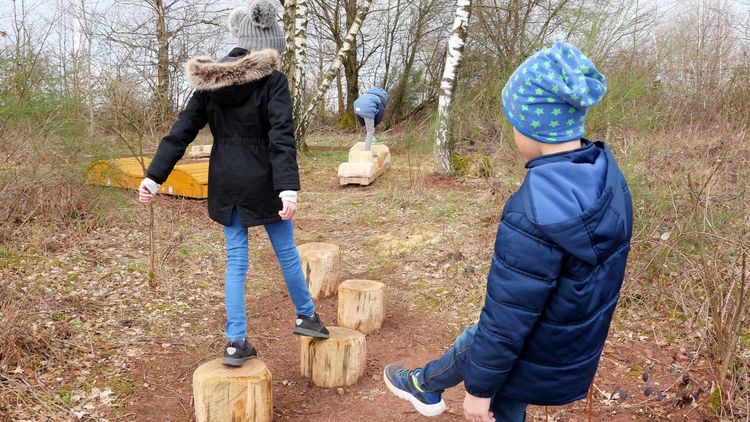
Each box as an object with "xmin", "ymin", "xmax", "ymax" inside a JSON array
[
  {"xmin": 308, "ymin": 326, "xmax": 364, "ymax": 342},
  {"xmin": 193, "ymin": 358, "xmax": 269, "ymax": 380},
  {"xmin": 297, "ymin": 242, "xmax": 340, "ymax": 254},
  {"xmin": 339, "ymin": 279, "xmax": 384, "ymax": 292}
]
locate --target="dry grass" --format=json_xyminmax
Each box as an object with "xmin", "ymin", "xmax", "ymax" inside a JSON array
[
  {"xmin": 0, "ymin": 122, "xmax": 748, "ymax": 420},
  {"xmin": 615, "ymin": 124, "xmax": 750, "ymax": 418}
]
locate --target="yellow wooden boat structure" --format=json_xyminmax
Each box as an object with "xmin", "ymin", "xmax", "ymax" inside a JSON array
[{"xmin": 85, "ymin": 156, "xmax": 208, "ymax": 199}]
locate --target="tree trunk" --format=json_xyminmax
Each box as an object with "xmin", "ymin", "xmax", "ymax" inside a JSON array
[
  {"xmin": 337, "ymin": 279, "xmax": 385, "ymax": 334},
  {"xmin": 297, "ymin": 242, "xmax": 341, "ymax": 299},
  {"xmin": 434, "ymin": 0, "xmax": 471, "ymax": 176},
  {"xmin": 338, "ymin": 0, "xmax": 359, "ymax": 130},
  {"xmin": 154, "ymin": 0, "xmax": 171, "ymax": 123},
  {"xmin": 291, "ymin": 0, "xmax": 308, "ymax": 147},
  {"xmin": 336, "ymin": 72, "xmax": 345, "ymax": 114},
  {"xmin": 282, "ymin": 0, "xmax": 296, "ymax": 77},
  {"xmin": 300, "ymin": 327, "xmax": 366, "ymax": 387},
  {"xmin": 193, "ymin": 358, "xmax": 273, "ymax": 422},
  {"xmin": 381, "ymin": 0, "xmax": 403, "ymax": 88},
  {"xmin": 386, "ymin": 2, "xmax": 427, "ymax": 127},
  {"xmin": 295, "ymin": 0, "xmax": 373, "ymax": 146}
]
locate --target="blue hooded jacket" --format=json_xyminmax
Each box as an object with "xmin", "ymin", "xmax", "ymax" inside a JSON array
[
  {"xmin": 463, "ymin": 140, "xmax": 633, "ymax": 405},
  {"xmin": 353, "ymin": 87, "xmax": 389, "ymax": 126}
]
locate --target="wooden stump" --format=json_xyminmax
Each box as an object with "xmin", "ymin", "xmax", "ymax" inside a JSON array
[
  {"xmin": 297, "ymin": 242, "xmax": 341, "ymax": 299},
  {"xmin": 300, "ymin": 326, "xmax": 366, "ymax": 387},
  {"xmin": 338, "ymin": 142, "xmax": 391, "ymax": 186},
  {"xmin": 192, "ymin": 358, "xmax": 272, "ymax": 422},
  {"xmin": 338, "ymin": 279, "xmax": 385, "ymax": 334}
]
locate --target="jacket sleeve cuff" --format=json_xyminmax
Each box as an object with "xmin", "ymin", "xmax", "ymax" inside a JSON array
[
  {"xmin": 274, "ymin": 182, "xmax": 301, "ymax": 191},
  {"xmin": 464, "ymin": 384, "xmax": 497, "ymax": 399},
  {"xmin": 146, "ymin": 173, "xmax": 166, "ymax": 185},
  {"xmin": 141, "ymin": 177, "xmax": 160, "ymax": 194},
  {"xmin": 279, "ymin": 190, "xmax": 298, "ymax": 203}
]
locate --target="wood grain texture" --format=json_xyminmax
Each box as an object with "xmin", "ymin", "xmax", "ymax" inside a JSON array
[
  {"xmin": 297, "ymin": 242, "xmax": 341, "ymax": 299},
  {"xmin": 338, "ymin": 279, "xmax": 385, "ymax": 334},
  {"xmin": 300, "ymin": 326, "xmax": 366, "ymax": 387},
  {"xmin": 192, "ymin": 358, "xmax": 272, "ymax": 422}
]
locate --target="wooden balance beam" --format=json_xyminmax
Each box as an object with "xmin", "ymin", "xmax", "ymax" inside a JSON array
[{"xmin": 337, "ymin": 142, "xmax": 391, "ymax": 186}]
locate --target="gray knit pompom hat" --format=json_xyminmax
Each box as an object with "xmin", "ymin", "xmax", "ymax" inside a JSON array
[{"xmin": 227, "ymin": 0, "xmax": 285, "ymax": 53}]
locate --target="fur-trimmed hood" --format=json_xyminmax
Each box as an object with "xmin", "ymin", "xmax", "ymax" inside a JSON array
[{"xmin": 184, "ymin": 48, "xmax": 280, "ymax": 91}]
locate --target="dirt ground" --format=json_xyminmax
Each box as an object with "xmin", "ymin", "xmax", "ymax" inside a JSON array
[{"xmin": 1, "ymin": 147, "xmax": 715, "ymax": 421}]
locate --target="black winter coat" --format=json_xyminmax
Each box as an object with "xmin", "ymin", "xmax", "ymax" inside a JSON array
[{"xmin": 146, "ymin": 48, "xmax": 299, "ymax": 227}]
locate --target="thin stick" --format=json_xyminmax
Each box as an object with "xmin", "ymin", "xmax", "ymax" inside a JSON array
[{"xmin": 148, "ymin": 203, "xmax": 156, "ymax": 288}]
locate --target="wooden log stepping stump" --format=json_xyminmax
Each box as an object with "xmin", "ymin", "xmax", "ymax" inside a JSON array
[
  {"xmin": 337, "ymin": 279, "xmax": 385, "ymax": 335},
  {"xmin": 192, "ymin": 358, "xmax": 272, "ymax": 422},
  {"xmin": 297, "ymin": 242, "xmax": 341, "ymax": 299},
  {"xmin": 300, "ymin": 326, "xmax": 366, "ymax": 388},
  {"xmin": 338, "ymin": 142, "xmax": 391, "ymax": 186}
]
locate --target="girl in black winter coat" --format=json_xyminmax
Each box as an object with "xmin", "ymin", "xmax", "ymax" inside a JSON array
[{"xmin": 138, "ymin": 0, "xmax": 329, "ymax": 367}]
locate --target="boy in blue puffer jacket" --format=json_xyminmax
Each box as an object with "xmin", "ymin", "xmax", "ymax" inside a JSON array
[
  {"xmin": 383, "ymin": 43, "xmax": 633, "ymax": 421},
  {"xmin": 353, "ymin": 87, "xmax": 389, "ymax": 151}
]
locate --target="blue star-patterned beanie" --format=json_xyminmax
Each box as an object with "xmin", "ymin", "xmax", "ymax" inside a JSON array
[{"xmin": 501, "ymin": 42, "xmax": 606, "ymax": 143}]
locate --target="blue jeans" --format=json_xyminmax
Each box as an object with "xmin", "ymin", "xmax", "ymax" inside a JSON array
[
  {"xmin": 223, "ymin": 208, "xmax": 315, "ymax": 342},
  {"xmin": 420, "ymin": 325, "xmax": 528, "ymax": 421}
]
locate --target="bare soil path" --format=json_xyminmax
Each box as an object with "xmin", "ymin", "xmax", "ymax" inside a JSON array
[{"xmin": 1, "ymin": 149, "xmax": 713, "ymax": 421}]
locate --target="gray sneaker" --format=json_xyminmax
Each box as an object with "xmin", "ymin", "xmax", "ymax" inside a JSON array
[
  {"xmin": 222, "ymin": 339, "xmax": 258, "ymax": 367},
  {"xmin": 293, "ymin": 313, "xmax": 330, "ymax": 339}
]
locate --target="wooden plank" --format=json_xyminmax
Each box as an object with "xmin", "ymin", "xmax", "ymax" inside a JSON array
[{"xmin": 339, "ymin": 162, "xmax": 387, "ymax": 186}]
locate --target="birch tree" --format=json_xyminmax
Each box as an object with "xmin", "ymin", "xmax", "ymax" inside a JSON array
[
  {"xmin": 291, "ymin": 0, "xmax": 308, "ymax": 129},
  {"xmin": 281, "ymin": 0, "xmax": 296, "ymax": 75},
  {"xmin": 434, "ymin": 0, "xmax": 470, "ymax": 175},
  {"xmin": 294, "ymin": 0, "xmax": 373, "ymax": 148},
  {"xmin": 281, "ymin": 0, "xmax": 310, "ymax": 142}
]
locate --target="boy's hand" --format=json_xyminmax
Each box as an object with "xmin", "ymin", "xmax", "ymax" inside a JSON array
[
  {"xmin": 279, "ymin": 200, "xmax": 297, "ymax": 220},
  {"xmin": 463, "ymin": 393, "xmax": 494, "ymax": 422}
]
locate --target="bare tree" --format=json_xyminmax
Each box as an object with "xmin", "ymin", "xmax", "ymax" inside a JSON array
[
  {"xmin": 470, "ymin": 0, "xmax": 571, "ymax": 64},
  {"xmin": 434, "ymin": 0, "xmax": 470, "ymax": 175},
  {"xmin": 99, "ymin": 77, "xmax": 161, "ymax": 287},
  {"xmin": 102, "ymin": 0, "xmax": 229, "ymax": 124},
  {"xmin": 340, "ymin": 0, "xmax": 360, "ymax": 128},
  {"xmin": 309, "ymin": 0, "xmax": 366, "ymax": 128},
  {"xmin": 295, "ymin": 0, "xmax": 374, "ymax": 146},
  {"xmin": 384, "ymin": 0, "xmax": 450, "ymax": 126}
]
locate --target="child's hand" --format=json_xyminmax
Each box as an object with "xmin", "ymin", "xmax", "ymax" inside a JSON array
[
  {"xmin": 279, "ymin": 200, "xmax": 297, "ymax": 220},
  {"xmin": 138, "ymin": 178, "xmax": 159, "ymax": 205},
  {"xmin": 463, "ymin": 393, "xmax": 494, "ymax": 422}
]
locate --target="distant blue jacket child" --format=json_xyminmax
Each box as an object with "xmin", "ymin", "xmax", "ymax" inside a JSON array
[
  {"xmin": 353, "ymin": 87, "xmax": 388, "ymax": 151},
  {"xmin": 383, "ymin": 43, "xmax": 633, "ymax": 421}
]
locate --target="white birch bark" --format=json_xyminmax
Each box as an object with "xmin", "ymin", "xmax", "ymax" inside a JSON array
[
  {"xmin": 282, "ymin": 0, "xmax": 296, "ymax": 76},
  {"xmin": 295, "ymin": 0, "xmax": 373, "ymax": 147},
  {"xmin": 434, "ymin": 0, "xmax": 471, "ymax": 175},
  {"xmin": 291, "ymin": 0, "xmax": 307, "ymax": 141}
]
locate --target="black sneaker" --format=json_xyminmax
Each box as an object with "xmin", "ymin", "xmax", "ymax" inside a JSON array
[
  {"xmin": 222, "ymin": 339, "xmax": 258, "ymax": 367},
  {"xmin": 293, "ymin": 313, "xmax": 330, "ymax": 339}
]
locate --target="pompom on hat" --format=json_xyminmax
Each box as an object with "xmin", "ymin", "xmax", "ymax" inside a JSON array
[
  {"xmin": 502, "ymin": 42, "xmax": 606, "ymax": 143},
  {"xmin": 227, "ymin": 0, "xmax": 285, "ymax": 52}
]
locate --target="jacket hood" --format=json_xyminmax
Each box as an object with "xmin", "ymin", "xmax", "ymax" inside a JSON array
[
  {"xmin": 185, "ymin": 48, "xmax": 280, "ymax": 91},
  {"xmin": 523, "ymin": 141, "xmax": 632, "ymax": 265},
  {"xmin": 366, "ymin": 87, "xmax": 389, "ymax": 103}
]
